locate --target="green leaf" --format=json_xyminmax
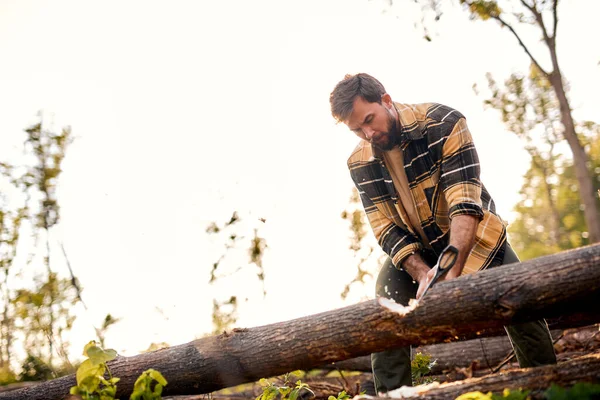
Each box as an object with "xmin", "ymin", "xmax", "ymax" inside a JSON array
[
  {"xmin": 79, "ymin": 374, "xmax": 102, "ymax": 394},
  {"xmin": 83, "ymin": 341, "xmax": 98, "ymax": 356},
  {"xmin": 87, "ymin": 346, "xmax": 118, "ymax": 364},
  {"xmin": 259, "ymin": 378, "xmax": 270, "ymax": 387},
  {"xmin": 264, "ymin": 386, "xmax": 279, "ymax": 400},
  {"xmin": 153, "ymin": 383, "xmax": 164, "ymax": 396},
  {"xmin": 76, "ymin": 359, "xmax": 105, "ymax": 386},
  {"xmin": 147, "ymin": 369, "xmax": 168, "ymax": 386}
]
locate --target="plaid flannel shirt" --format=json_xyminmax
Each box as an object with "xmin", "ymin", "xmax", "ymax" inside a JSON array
[{"xmin": 347, "ymin": 103, "xmax": 507, "ymax": 274}]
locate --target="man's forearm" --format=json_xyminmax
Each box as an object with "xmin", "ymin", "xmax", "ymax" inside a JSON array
[{"xmin": 446, "ymin": 214, "xmax": 479, "ymax": 278}]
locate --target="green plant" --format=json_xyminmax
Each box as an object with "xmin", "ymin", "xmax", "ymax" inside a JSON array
[
  {"xmin": 69, "ymin": 341, "xmax": 168, "ymax": 400},
  {"xmin": 544, "ymin": 382, "xmax": 600, "ymax": 400},
  {"xmin": 455, "ymin": 388, "xmax": 530, "ymax": 399},
  {"xmin": 69, "ymin": 341, "xmax": 119, "ymax": 400},
  {"xmin": 256, "ymin": 375, "xmax": 314, "ymax": 400},
  {"xmin": 411, "ymin": 352, "xmax": 437, "ymax": 385},
  {"xmin": 130, "ymin": 369, "xmax": 168, "ymax": 400},
  {"xmin": 328, "ymin": 390, "xmax": 351, "ymax": 400}
]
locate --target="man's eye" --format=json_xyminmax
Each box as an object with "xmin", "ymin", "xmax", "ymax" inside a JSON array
[{"xmin": 365, "ymin": 116, "xmax": 373, "ymax": 124}]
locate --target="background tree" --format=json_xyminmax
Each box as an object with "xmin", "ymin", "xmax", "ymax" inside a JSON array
[
  {"xmin": 509, "ymin": 128, "xmax": 600, "ymax": 260},
  {"xmin": 481, "ymin": 67, "xmax": 600, "ymax": 259},
  {"xmin": 0, "ymin": 113, "xmax": 87, "ymax": 381},
  {"xmin": 0, "ymin": 190, "xmax": 26, "ymax": 384},
  {"xmin": 391, "ymin": 0, "xmax": 600, "ymax": 243},
  {"xmin": 340, "ymin": 188, "xmax": 384, "ymax": 300},
  {"xmin": 206, "ymin": 212, "xmax": 268, "ymax": 334}
]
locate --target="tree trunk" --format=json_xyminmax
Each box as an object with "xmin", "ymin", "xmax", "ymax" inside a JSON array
[
  {"xmin": 328, "ymin": 322, "xmax": 599, "ymax": 376},
  {"xmin": 548, "ymin": 66, "xmax": 600, "ymax": 243},
  {"xmin": 2, "ymin": 244, "xmax": 600, "ymax": 400},
  {"xmin": 381, "ymin": 351, "xmax": 600, "ymax": 399},
  {"xmin": 329, "ymin": 335, "xmax": 528, "ymax": 375}
]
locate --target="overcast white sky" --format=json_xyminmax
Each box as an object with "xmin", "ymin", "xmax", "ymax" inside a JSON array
[{"xmin": 0, "ymin": 0, "xmax": 598, "ymax": 359}]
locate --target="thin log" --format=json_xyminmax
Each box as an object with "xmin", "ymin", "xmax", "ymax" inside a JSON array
[
  {"xmin": 328, "ymin": 320, "xmax": 600, "ymax": 374},
  {"xmin": 2, "ymin": 244, "xmax": 600, "ymax": 400},
  {"xmin": 381, "ymin": 351, "xmax": 600, "ymax": 399}
]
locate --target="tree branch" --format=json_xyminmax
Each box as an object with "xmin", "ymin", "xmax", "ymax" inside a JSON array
[
  {"xmin": 493, "ymin": 14, "xmax": 550, "ymax": 76},
  {"xmin": 552, "ymin": 0, "xmax": 559, "ymax": 39},
  {"xmin": 520, "ymin": 0, "xmax": 552, "ymax": 44}
]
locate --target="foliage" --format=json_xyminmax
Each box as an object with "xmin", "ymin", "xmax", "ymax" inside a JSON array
[
  {"xmin": 12, "ymin": 272, "xmax": 79, "ymax": 370},
  {"xmin": 206, "ymin": 211, "xmax": 268, "ymax": 334},
  {"xmin": 212, "ymin": 296, "xmax": 238, "ymax": 334},
  {"xmin": 456, "ymin": 382, "xmax": 600, "ymax": 400},
  {"xmin": 328, "ymin": 390, "xmax": 351, "ymax": 400},
  {"xmin": 0, "ymin": 114, "xmax": 89, "ymax": 378},
  {"xmin": 544, "ymin": 382, "xmax": 600, "ymax": 400},
  {"xmin": 455, "ymin": 388, "xmax": 530, "ymax": 399},
  {"xmin": 70, "ymin": 341, "xmax": 119, "ymax": 400},
  {"xmin": 411, "ymin": 352, "xmax": 437, "ymax": 385},
  {"xmin": 19, "ymin": 354, "xmax": 55, "ymax": 382},
  {"xmin": 482, "ymin": 67, "xmax": 600, "ymax": 259},
  {"xmin": 130, "ymin": 369, "xmax": 168, "ymax": 400},
  {"xmin": 256, "ymin": 375, "xmax": 314, "ymax": 400},
  {"xmin": 339, "ymin": 188, "xmax": 384, "ymax": 300},
  {"xmin": 96, "ymin": 314, "xmax": 122, "ymax": 349},
  {"xmin": 70, "ymin": 341, "xmax": 168, "ymax": 400}
]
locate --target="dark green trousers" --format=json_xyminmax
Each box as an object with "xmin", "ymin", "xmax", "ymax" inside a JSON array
[{"xmin": 371, "ymin": 243, "xmax": 557, "ymax": 392}]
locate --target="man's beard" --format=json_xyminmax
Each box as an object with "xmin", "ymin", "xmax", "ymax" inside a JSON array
[{"xmin": 371, "ymin": 112, "xmax": 401, "ymax": 151}]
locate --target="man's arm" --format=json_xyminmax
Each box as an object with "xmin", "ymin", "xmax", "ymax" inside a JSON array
[
  {"xmin": 416, "ymin": 115, "xmax": 484, "ymax": 298},
  {"xmin": 348, "ymin": 156, "xmax": 424, "ymax": 271},
  {"xmin": 444, "ymin": 214, "xmax": 478, "ymax": 279},
  {"xmin": 415, "ymin": 214, "xmax": 478, "ymax": 298}
]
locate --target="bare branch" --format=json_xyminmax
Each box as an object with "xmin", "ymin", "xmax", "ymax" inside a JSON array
[
  {"xmin": 493, "ymin": 14, "xmax": 550, "ymax": 76},
  {"xmin": 552, "ymin": 0, "xmax": 559, "ymax": 38},
  {"xmin": 520, "ymin": 0, "xmax": 551, "ymax": 42}
]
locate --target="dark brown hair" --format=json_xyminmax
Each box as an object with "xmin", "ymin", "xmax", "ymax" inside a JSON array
[{"xmin": 329, "ymin": 73, "xmax": 386, "ymax": 123}]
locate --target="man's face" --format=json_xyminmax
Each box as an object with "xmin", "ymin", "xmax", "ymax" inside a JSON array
[{"xmin": 345, "ymin": 94, "xmax": 401, "ymax": 151}]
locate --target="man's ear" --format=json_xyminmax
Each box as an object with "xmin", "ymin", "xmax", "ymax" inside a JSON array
[{"xmin": 381, "ymin": 93, "xmax": 393, "ymax": 108}]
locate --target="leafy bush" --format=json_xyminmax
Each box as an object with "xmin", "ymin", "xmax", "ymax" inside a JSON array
[
  {"xmin": 256, "ymin": 375, "xmax": 314, "ymax": 400},
  {"xmin": 544, "ymin": 382, "xmax": 600, "ymax": 400},
  {"xmin": 455, "ymin": 388, "xmax": 530, "ymax": 399},
  {"xmin": 412, "ymin": 352, "xmax": 437, "ymax": 385},
  {"xmin": 69, "ymin": 340, "xmax": 168, "ymax": 400}
]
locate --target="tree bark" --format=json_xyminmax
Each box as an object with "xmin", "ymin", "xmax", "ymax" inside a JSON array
[
  {"xmin": 548, "ymin": 70, "xmax": 600, "ymax": 243},
  {"xmin": 380, "ymin": 351, "xmax": 600, "ymax": 399},
  {"xmin": 2, "ymin": 244, "xmax": 600, "ymax": 400},
  {"xmin": 327, "ymin": 323, "xmax": 594, "ymax": 375}
]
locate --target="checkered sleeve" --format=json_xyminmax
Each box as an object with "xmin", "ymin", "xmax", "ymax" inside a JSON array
[
  {"xmin": 439, "ymin": 118, "xmax": 484, "ymax": 220},
  {"xmin": 351, "ymin": 180, "xmax": 422, "ymax": 267}
]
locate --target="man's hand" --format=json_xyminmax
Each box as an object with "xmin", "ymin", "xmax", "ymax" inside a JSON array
[
  {"xmin": 415, "ymin": 214, "xmax": 480, "ymax": 299},
  {"xmin": 442, "ymin": 214, "xmax": 479, "ymax": 281},
  {"xmin": 401, "ymin": 252, "xmax": 431, "ymax": 298},
  {"xmin": 416, "ymin": 266, "xmax": 437, "ymax": 299}
]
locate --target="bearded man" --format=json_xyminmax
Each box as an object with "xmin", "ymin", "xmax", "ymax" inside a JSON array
[{"xmin": 329, "ymin": 73, "xmax": 556, "ymax": 392}]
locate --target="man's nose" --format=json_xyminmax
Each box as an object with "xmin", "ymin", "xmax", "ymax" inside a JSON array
[{"xmin": 363, "ymin": 126, "xmax": 375, "ymax": 140}]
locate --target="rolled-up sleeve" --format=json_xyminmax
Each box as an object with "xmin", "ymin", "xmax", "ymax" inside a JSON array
[{"xmin": 439, "ymin": 118, "xmax": 484, "ymax": 220}]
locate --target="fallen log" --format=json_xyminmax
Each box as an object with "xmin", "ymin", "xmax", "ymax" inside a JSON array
[
  {"xmin": 329, "ymin": 317, "xmax": 600, "ymax": 374},
  {"xmin": 2, "ymin": 244, "xmax": 599, "ymax": 400},
  {"xmin": 382, "ymin": 351, "xmax": 600, "ymax": 399}
]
